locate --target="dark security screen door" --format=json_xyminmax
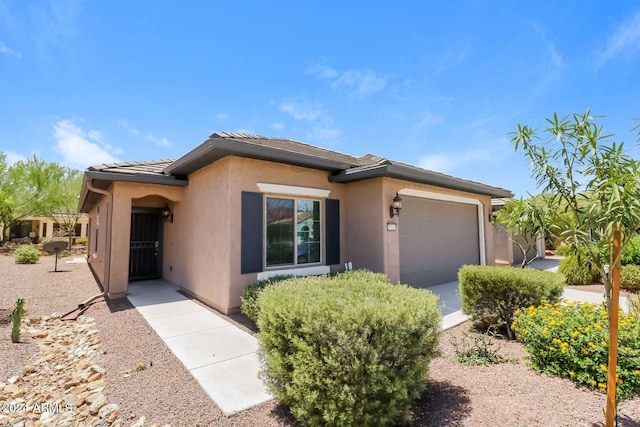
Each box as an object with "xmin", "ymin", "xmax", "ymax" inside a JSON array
[{"xmin": 129, "ymin": 210, "xmax": 162, "ymax": 281}]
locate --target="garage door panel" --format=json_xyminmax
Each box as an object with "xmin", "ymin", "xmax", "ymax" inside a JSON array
[{"xmin": 399, "ymin": 197, "xmax": 479, "ymax": 288}]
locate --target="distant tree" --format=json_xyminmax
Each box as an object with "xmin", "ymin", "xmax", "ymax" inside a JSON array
[
  {"xmin": 0, "ymin": 153, "xmax": 83, "ymax": 249},
  {"xmin": 512, "ymin": 110, "xmax": 640, "ymax": 426},
  {"xmin": 0, "ymin": 153, "xmax": 15, "ymax": 241},
  {"xmin": 41, "ymin": 167, "xmax": 83, "ymax": 249}
]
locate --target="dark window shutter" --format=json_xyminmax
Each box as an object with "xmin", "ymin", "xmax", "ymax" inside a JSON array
[
  {"xmin": 325, "ymin": 199, "xmax": 340, "ymax": 265},
  {"xmin": 241, "ymin": 191, "xmax": 263, "ymax": 274}
]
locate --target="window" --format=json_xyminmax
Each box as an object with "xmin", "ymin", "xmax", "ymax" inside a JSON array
[{"xmin": 266, "ymin": 197, "xmax": 320, "ymax": 267}]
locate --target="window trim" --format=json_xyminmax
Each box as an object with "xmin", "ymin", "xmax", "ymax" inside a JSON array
[
  {"xmin": 264, "ymin": 195, "xmax": 323, "ymax": 270},
  {"xmin": 257, "ymin": 183, "xmax": 331, "ymax": 198}
]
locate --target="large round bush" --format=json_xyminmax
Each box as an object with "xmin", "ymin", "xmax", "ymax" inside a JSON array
[
  {"xmin": 459, "ymin": 265, "xmax": 564, "ymax": 338},
  {"xmin": 621, "ymin": 265, "xmax": 640, "ymax": 291},
  {"xmin": 14, "ymin": 245, "xmax": 40, "ymax": 264},
  {"xmin": 257, "ymin": 270, "xmax": 442, "ymax": 427},
  {"xmin": 621, "ymin": 235, "xmax": 640, "ymax": 266},
  {"xmin": 240, "ymin": 275, "xmax": 293, "ymax": 324},
  {"xmin": 558, "ymin": 256, "xmax": 599, "ymax": 286}
]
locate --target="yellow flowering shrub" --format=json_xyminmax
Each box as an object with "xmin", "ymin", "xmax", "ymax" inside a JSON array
[{"xmin": 513, "ymin": 300, "xmax": 640, "ymax": 398}]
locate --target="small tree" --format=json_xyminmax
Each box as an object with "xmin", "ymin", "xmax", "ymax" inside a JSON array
[
  {"xmin": 1, "ymin": 153, "xmax": 83, "ymax": 248},
  {"xmin": 0, "ymin": 152, "xmax": 16, "ymax": 241},
  {"xmin": 512, "ymin": 110, "xmax": 640, "ymax": 426},
  {"xmin": 497, "ymin": 195, "xmax": 558, "ymax": 267}
]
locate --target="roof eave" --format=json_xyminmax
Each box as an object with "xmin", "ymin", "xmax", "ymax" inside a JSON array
[
  {"xmin": 76, "ymin": 170, "xmax": 188, "ymax": 213},
  {"xmin": 329, "ymin": 164, "xmax": 513, "ymax": 198},
  {"xmin": 164, "ymin": 138, "xmax": 354, "ymax": 176}
]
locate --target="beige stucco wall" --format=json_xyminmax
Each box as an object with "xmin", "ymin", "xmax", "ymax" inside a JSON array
[
  {"xmin": 226, "ymin": 156, "xmax": 349, "ymax": 312},
  {"xmin": 344, "ymin": 178, "xmax": 387, "ymax": 276},
  {"xmin": 493, "ymin": 224, "xmax": 514, "ymax": 265},
  {"xmin": 163, "ymin": 155, "xmax": 350, "ymax": 313},
  {"xmin": 87, "ymin": 188, "xmax": 113, "ymax": 287},
  {"xmin": 161, "ymin": 158, "xmax": 232, "ymax": 313},
  {"xmin": 103, "ymin": 182, "xmax": 183, "ymax": 298}
]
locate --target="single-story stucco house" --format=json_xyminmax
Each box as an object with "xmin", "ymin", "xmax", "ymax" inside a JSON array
[
  {"xmin": 77, "ymin": 132, "xmax": 513, "ymax": 314},
  {"xmin": 3, "ymin": 214, "xmax": 89, "ymax": 244}
]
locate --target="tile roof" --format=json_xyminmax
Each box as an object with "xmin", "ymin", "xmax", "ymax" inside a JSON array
[
  {"xmin": 83, "ymin": 132, "xmax": 512, "ymax": 198},
  {"xmin": 88, "ymin": 159, "xmax": 175, "ymax": 175},
  {"xmin": 383, "ymin": 158, "xmax": 511, "ymax": 195},
  {"xmin": 210, "ymin": 132, "xmax": 362, "ymax": 166}
]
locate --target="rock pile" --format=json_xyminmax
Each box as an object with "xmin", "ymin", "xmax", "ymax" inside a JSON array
[{"xmin": 0, "ymin": 315, "xmax": 155, "ymax": 427}]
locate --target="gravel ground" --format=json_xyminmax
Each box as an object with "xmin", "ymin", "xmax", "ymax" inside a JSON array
[{"xmin": 1, "ymin": 253, "xmax": 639, "ymax": 426}]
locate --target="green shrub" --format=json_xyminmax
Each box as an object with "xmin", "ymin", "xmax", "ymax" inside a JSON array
[
  {"xmin": 554, "ymin": 245, "xmax": 574, "ymax": 256},
  {"xmin": 75, "ymin": 237, "xmax": 88, "ymax": 246},
  {"xmin": 240, "ymin": 275, "xmax": 294, "ymax": 323},
  {"xmin": 257, "ymin": 270, "xmax": 442, "ymax": 427},
  {"xmin": 621, "ymin": 265, "xmax": 640, "ymax": 291},
  {"xmin": 14, "ymin": 245, "xmax": 40, "ymax": 264},
  {"xmin": 451, "ymin": 329, "xmax": 503, "ymax": 366},
  {"xmin": 513, "ymin": 300, "xmax": 640, "ymax": 398},
  {"xmin": 458, "ymin": 265, "xmax": 564, "ymax": 339},
  {"xmin": 558, "ymin": 256, "xmax": 599, "ymax": 286},
  {"xmin": 621, "ymin": 235, "xmax": 640, "ymax": 266},
  {"xmin": 629, "ymin": 295, "xmax": 640, "ymax": 317}
]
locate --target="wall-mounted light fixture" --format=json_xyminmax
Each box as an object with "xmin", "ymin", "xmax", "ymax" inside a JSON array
[
  {"xmin": 162, "ymin": 204, "xmax": 173, "ymax": 223},
  {"xmin": 389, "ymin": 192, "xmax": 403, "ymax": 218}
]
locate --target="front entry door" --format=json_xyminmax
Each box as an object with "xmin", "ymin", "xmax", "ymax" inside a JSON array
[{"xmin": 129, "ymin": 209, "xmax": 162, "ymax": 281}]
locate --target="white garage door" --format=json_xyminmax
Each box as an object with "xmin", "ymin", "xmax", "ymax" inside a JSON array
[{"xmin": 399, "ymin": 196, "xmax": 480, "ymax": 287}]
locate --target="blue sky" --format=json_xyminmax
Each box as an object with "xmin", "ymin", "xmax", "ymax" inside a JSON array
[{"xmin": 1, "ymin": 1, "xmax": 640, "ymax": 197}]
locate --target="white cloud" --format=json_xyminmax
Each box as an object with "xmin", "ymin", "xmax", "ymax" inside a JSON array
[
  {"xmin": 278, "ymin": 100, "xmax": 325, "ymax": 121},
  {"xmin": 307, "ymin": 65, "xmax": 387, "ymax": 97},
  {"xmin": 598, "ymin": 9, "xmax": 640, "ymax": 64},
  {"xmin": 53, "ymin": 120, "xmax": 120, "ymax": 168},
  {"xmin": 333, "ymin": 70, "xmax": 387, "ymax": 97},
  {"xmin": 418, "ymin": 146, "xmax": 498, "ymax": 174},
  {"xmin": 418, "ymin": 111, "xmax": 443, "ymax": 127},
  {"xmin": 215, "ymin": 112, "xmax": 229, "ymax": 122},
  {"xmin": 31, "ymin": 0, "xmax": 82, "ymax": 59},
  {"xmin": 0, "ymin": 40, "xmax": 21, "ymax": 58},
  {"xmin": 5, "ymin": 151, "xmax": 26, "ymax": 165},
  {"xmin": 306, "ymin": 126, "xmax": 342, "ymax": 142},
  {"xmin": 117, "ymin": 119, "xmax": 171, "ymax": 147},
  {"xmin": 432, "ymin": 39, "xmax": 472, "ymax": 77},
  {"xmin": 306, "ymin": 64, "xmax": 338, "ymax": 79},
  {"xmin": 275, "ymin": 98, "xmax": 342, "ymax": 143},
  {"xmin": 531, "ymin": 22, "xmax": 565, "ymax": 70},
  {"xmin": 87, "ymin": 130, "xmax": 103, "ymax": 142}
]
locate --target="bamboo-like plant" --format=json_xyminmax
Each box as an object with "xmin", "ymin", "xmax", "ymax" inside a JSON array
[{"xmin": 512, "ymin": 110, "xmax": 640, "ymax": 426}]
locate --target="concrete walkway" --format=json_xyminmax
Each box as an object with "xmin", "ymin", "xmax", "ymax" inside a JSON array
[{"xmin": 126, "ymin": 280, "xmax": 272, "ymax": 416}]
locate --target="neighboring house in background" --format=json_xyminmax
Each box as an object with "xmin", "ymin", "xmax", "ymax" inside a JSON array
[
  {"xmin": 3, "ymin": 214, "xmax": 89, "ymax": 244},
  {"xmin": 77, "ymin": 132, "xmax": 513, "ymax": 314}
]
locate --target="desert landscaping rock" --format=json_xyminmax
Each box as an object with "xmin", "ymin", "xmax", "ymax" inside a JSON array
[{"xmin": 0, "ymin": 315, "xmax": 144, "ymax": 426}]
